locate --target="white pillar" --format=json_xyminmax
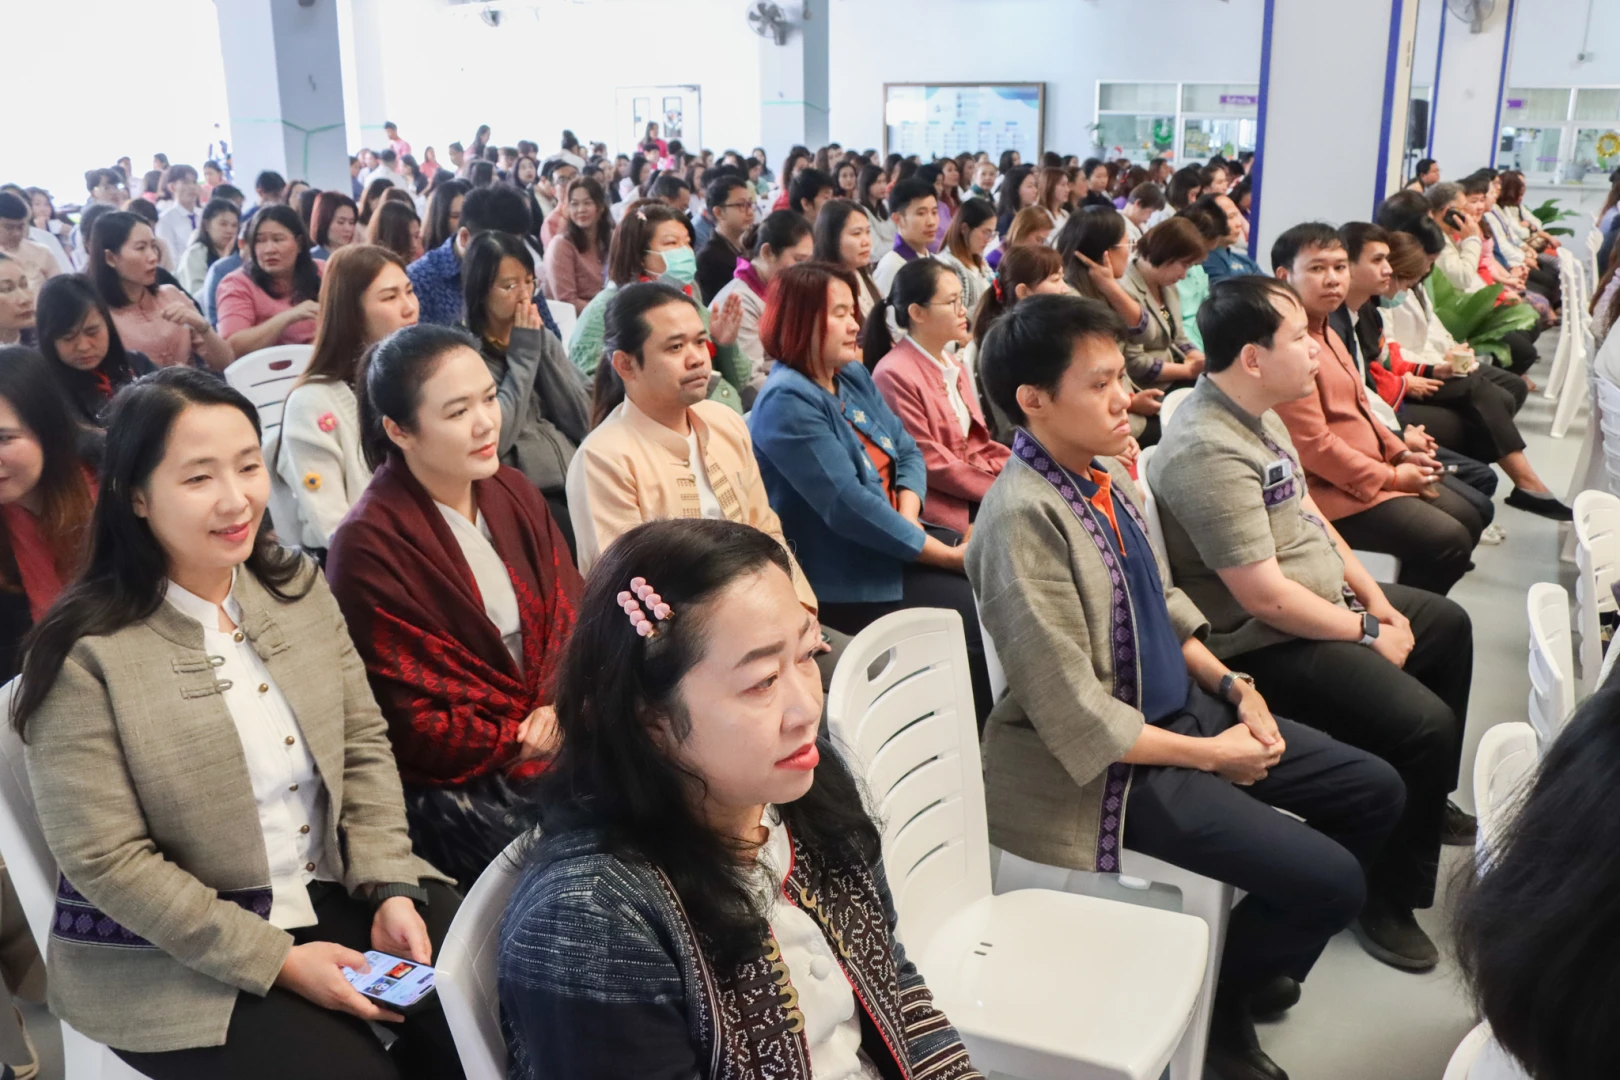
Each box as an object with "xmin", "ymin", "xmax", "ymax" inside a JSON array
[
  {"xmin": 338, "ymin": 0, "xmax": 391, "ymax": 157},
  {"xmin": 1249, "ymin": 0, "xmax": 1415, "ymax": 268},
  {"xmin": 1427, "ymin": 0, "xmax": 1518, "ymax": 177},
  {"xmin": 216, "ymin": 0, "xmax": 350, "ymax": 194},
  {"xmin": 757, "ymin": 0, "xmax": 829, "ymax": 166}
]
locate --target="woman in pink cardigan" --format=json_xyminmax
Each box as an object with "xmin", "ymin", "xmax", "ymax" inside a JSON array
[
  {"xmin": 869, "ymin": 258, "xmax": 1010, "ymax": 534},
  {"xmin": 543, "ymin": 178, "xmax": 611, "ymax": 313}
]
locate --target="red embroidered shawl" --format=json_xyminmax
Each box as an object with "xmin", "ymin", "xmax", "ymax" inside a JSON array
[{"xmin": 326, "ymin": 458, "xmax": 581, "ymax": 788}]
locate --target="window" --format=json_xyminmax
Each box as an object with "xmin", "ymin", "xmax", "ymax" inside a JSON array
[
  {"xmin": 1094, "ymin": 82, "xmax": 1258, "ymax": 166},
  {"xmin": 1497, "ymin": 87, "xmax": 1620, "ymax": 183}
]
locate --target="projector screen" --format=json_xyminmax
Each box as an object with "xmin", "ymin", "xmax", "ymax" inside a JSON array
[{"xmin": 883, "ymin": 83, "xmax": 1045, "ymax": 162}]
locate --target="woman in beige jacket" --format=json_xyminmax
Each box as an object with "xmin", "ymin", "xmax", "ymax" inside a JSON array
[{"xmin": 13, "ymin": 367, "xmax": 460, "ymax": 1079}]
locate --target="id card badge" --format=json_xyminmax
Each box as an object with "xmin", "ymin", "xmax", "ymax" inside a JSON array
[
  {"xmin": 1262, "ymin": 458, "xmax": 1294, "ymax": 488},
  {"xmin": 1261, "ymin": 457, "xmax": 1297, "ymax": 507}
]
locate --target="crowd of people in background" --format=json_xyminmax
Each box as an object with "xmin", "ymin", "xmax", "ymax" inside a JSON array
[{"xmin": 0, "ymin": 119, "xmax": 1611, "ymax": 1080}]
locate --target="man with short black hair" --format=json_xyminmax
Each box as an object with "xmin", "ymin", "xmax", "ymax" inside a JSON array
[
  {"xmin": 155, "ymin": 165, "xmax": 203, "ymax": 258},
  {"xmin": 0, "ymin": 192, "xmax": 57, "ymax": 290},
  {"xmin": 1122, "ymin": 182, "xmax": 1164, "ymax": 249},
  {"xmin": 372, "ymin": 148, "xmax": 406, "ymax": 190},
  {"xmin": 1151, "ymin": 273, "xmax": 1475, "ymax": 976},
  {"xmin": 384, "ymin": 120, "xmax": 411, "ymax": 160},
  {"xmin": 651, "ymin": 173, "xmax": 693, "ymax": 217},
  {"xmin": 788, "ymin": 167, "xmax": 835, "ymax": 220},
  {"xmin": 348, "ymin": 154, "xmax": 363, "ymax": 199},
  {"xmin": 407, "ymin": 185, "xmax": 558, "ymax": 336},
  {"xmin": 695, "ymin": 175, "xmax": 755, "ymax": 304},
  {"xmin": 536, "ymin": 157, "xmax": 577, "ymax": 221},
  {"xmin": 447, "ymin": 142, "xmax": 466, "ymax": 174},
  {"xmin": 970, "ymin": 291, "xmax": 1403, "ymax": 1080},
  {"xmin": 872, "ymin": 177, "xmax": 938, "ymax": 296}
]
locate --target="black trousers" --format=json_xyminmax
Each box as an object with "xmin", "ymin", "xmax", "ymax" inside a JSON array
[
  {"xmin": 1124, "ymin": 686, "xmax": 1404, "ymax": 993},
  {"xmin": 819, "ymin": 555, "xmax": 989, "ymax": 726},
  {"xmin": 115, "ymin": 881, "xmax": 466, "ymax": 1080},
  {"xmin": 1225, "ymin": 584, "xmax": 1471, "ymax": 911},
  {"xmin": 1437, "ymin": 448, "xmax": 1496, "ymax": 528},
  {"xmin": 1332, "ymin": 487, "xmax": 1482, "ymax": 595},
  {"xmin": 1398, "ymin": 368, "xmax": 1526, "ymax": 464},
  {"xmin": 1502, "ymin": 329, "xmax": 1540, "ymax": 376}
]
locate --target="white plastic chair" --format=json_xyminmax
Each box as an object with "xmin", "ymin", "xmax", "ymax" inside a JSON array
[
  {"xmin": 979, "ymin": 619, "xmax": 1230, "ymax": 1080},
  {"xmin": 1134, "ymin": 446, "xmax": 1169, "ymax": 556},
  {"xmin": 545, "ymin": 299, "xmax": 577, "ymax": 346},
  {"xmin": 1527, "ymin": 582, "xmax": 1577, "ymax": 740},
  {"xmin": 1471, "ymin": 722, "xmax": 1539, "ymax": 872},
  {"xmin": 0, "ymin": 679, "xmax": 147, "ymax": 1080},
  {"xmin": 1545, "ymin": 247, "xmax": 1584, "ymax": 403},
  {"xmin": 223, "ymin": 344, "xmax": 314, "ymax": 435},
  {"xmin": 437, "ymin": 834, "xmax": 528, "ymax": 1080},
  {"xmin": 1552, "ymin": 254, "xmax": 1591, "ymax": 438},
  {"xmin": 1442, "ymin": 1021, "xmax": 1532, "ymax": 1080},
  {"xmin": 1355, "ymin": 550, "xmax": 1400, "ymax": 584},
  {"xmin": 1573, "ymin": 490, "xmax": 1620, "ymax": 696},
  {"xmin": 829, "ymin": 610, "xmax": 1208, "ymax": 1080},
  {"xmin": 1159, "ymin": 386, "xmax": 1193, "ymax": 426}
]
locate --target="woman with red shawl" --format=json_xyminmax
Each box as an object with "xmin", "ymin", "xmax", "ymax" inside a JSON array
[{"xmin": 327, "ymin": 324, "xmax": 581, "ymax": 885}]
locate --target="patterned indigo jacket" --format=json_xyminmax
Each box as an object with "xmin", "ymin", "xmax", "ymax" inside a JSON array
[{"xmin": 498, "ymin": 821, "xmax": 983, "ymax": 1080}]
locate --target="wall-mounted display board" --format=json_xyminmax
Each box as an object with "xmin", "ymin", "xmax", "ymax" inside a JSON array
[{"xmin": 883, "ymin": 83, "xmax": 1044, "ymax": 162}]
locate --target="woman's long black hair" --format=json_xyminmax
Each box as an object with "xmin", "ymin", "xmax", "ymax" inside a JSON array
[
  {"xmin": 245, "ymin": 204, "xmax": 321, "ymax": 304},
  {"xmin": 35, "ymin": 275, "xmax": 145, "ymax": 426},
  {"xmin": 1455, "ymin": 679, "xmax": 1620, "ymax": 1080},
  {"xmin": 12, "ymin": 367, "xmax": 312, "ymax": 737},
  {"xmin": 518, "ymin": 518, "xmax": 882, "ymax": 966}
]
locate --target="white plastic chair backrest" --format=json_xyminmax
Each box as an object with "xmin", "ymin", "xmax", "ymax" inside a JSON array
[
  {"xmin": 545, "ymin": 300, "xmax": 577, "ymax": 346},
  {"xmin": 1159, "ymin": 386, "xmax": 1193, "ymax": 426},
  {"xmin": 1573, "ymin": 489, "xmax": 1620, "ymax": 694},
  {"xmin": 825, "ymin": 609, "xmax": 989, "ymax": 952},
  {"xmin": 223, "ymin": 344, "xmax": 314, "ymax": 433},
  {"xmin": 1354, "ymin": 550, "xmax": 1400, "ymax": 584},
  {"xmin": 1526, "ymin": 582, "xmax": 1576, "ymax": 740},
  {"xmin": 980, "ymin": 615, "xmax": 1007, "ymax": 703},
  {"xmin": 1134, "ymin": 445, "xmax": 1170, "ymax": 559},
  {"xmin": 1471, "ymin": 722, "xmax": 1539, "ymax": 871},
  {"xmin": 437, "ymin": 833, "xmax": 529, "ymax": 1080},
  {"xmin": 0, "ymin": 678, "xmax": 62, "ymax": 960}
]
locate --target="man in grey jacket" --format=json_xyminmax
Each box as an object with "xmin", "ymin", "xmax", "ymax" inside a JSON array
[{"xmin": 967, "ymin": 293, "xmax": 1404, "ymax": 1080}]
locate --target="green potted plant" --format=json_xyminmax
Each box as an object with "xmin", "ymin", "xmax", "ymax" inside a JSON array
[
  {"xmin": 1428, "ymin": 272, "xmax": 1540, "ymax": 367},
  {"xmin": 1528, "ymin": 197, "xmax": 1580, "ymax": 237}
]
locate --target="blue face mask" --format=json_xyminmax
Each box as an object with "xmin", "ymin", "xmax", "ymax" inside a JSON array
[
  {"xmin": 655, "ymin": 246, "xmax": 697, "ymax": 287},
  {"xmin": 1379, "ymin": 289, "xmax": 1409, "ymax": 309}
]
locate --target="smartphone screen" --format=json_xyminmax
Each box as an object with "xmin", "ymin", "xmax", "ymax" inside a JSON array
[{"xmin": 342, "ymin": 950, "xmax": 436, "ymax": 1009}]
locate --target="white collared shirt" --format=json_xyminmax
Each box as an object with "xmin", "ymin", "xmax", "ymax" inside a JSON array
[
  {"xmin": 163, "ymin": 575, "xmax": 336, "ymax": 929},
  {"xmin": 904, "ymin": 335, "xmax": 971, "ymax": 437},
  {"xmin": 435, "ymin": 502, "xmax": 524, "ymax": 671},
  {"xmin": 157, "ymin": 203, "xmax": 202, "ymax": 265},
  {"xmin": 684, "ymin": 427, "xmax": 724, "ymax": 519}
]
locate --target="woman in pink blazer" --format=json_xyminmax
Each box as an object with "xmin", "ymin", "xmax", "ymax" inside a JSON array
[{"xmin": 870, "ymin": 258, "xmax": 1010, "ymax": 535}]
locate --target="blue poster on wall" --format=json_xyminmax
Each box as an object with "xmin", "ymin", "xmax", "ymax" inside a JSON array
[{"xmin": 884, "ymin": 84, "xmax": 1044, "ymax": 162}]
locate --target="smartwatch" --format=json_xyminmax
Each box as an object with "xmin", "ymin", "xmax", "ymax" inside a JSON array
[
  {"xmin": 1358, "ymin": 612, "xmax": 1381, "ymax": 646},
  {"xmin": 1219, "ymin": 671, "xmax": 1255, "ymax": 704}
]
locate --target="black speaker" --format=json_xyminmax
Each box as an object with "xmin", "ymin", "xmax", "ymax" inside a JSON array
[{"xmin": 1407, "ymin": 99, "xmax": 1430, "ymax": 152}]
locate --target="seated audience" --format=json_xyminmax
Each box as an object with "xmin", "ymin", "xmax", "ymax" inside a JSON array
[
  {"xmin": 1120, "ymin": 217, "xmax": 1209, "ymax": 388},
  {"xmin": 1457, "ymin": 680, "xmax": 1620, "ymax": 1080},
  {"xmin": 497, "ymin": 518, "xmax": 982, "ymax": 1079},
  {"xmin": 269, "ymin": 246, "xmax": 418, "ymax": 556},
  {"xmin": 176, "ymin": 197, "xmax": 240, "ymax": 297},
  {"xmin": 0, "ymin": 193, "xmax": 58, "ymax": 293},
  {"xmin": 327, "ymin": 325, "xmax": 583, "ymax": 885},
  {"xmin": 1175, "ymin": 202, "xmax": 1229, "ymax": 349},
  {"xmin": 216, "ymin": 204, "xmax": 327, "ymax": 358},
  {"xmin": 935, "ymin": 197, "xmax": 997, "ymax": 321},
  {"xmin": 1270, "ymin": 224, "xmax": 1482, "ymax": 594},
  {"xmin": 569, "ymin": 200, "xmax": 748, "ymax": 412},
  {"xmin": 994, "ymin": 165, "xmax": 1039, "ymax": 240},
  {"xmin": 813, "ymin": 197, "xmax": 885, "ymax": 321},
  {"xmin": 929, "ymin": 160, "xmax": 963, "ymax": 251},
  {"xmin": 969, "ymin": 244, "xmax": 1069, "ymax": 440},
  {"xmin": 463, "ymin": 231, "xmax": 591, "ymax": 544},
  {"xmin": 1407, "ymin": 158, "xmax": 1439, "ymax": 192},
  {"xmin": 1122, "ymin": 182, "xmax": 1165, "ymax": 249},
  {"xmin": 750, "ymin": 262, "xmax": 990, "ymax": 721},
  {"xmin": 421, "ymin": 179, "xmax": 469, "ymax": 254},
  {"xmin": 1149, "ymin": 276, "xmax": 1475, "ymax": 973},
  {"xmin": 407, "ymin": 184, "xmax": 553, "ymax": 334},
  {"xmin": 308, "ymin": 192, "xmax": 357, "ymax": 263},
  {"xmin": 154, "ymin": 165, "xmax": 203, "ymax": 263},
  {"xmin": 856, "ymin": 163, "xmax": 896, "ymax": 252},
  {"xmin": 542, "ymin": 177, "xmax": 612, "ymax": 315},
  {"xmin": 121, "ymin": 197, "xmax": 177, "ymax": 273},
  {"xmin": 873, "ymin": 177, "xmax": 939, "ymax": 297},
  {"xmin": 693, "ymin": 175, "xmax": 756, "ymax": 304},
  {"xmin": 0, "ymin": 253, "xmax": 36, "ymax": 347},
  {"xmin": 369, "ymin": 200, "xmax": 423, "ymax": 264},
  {"xmin": 356, "ymin": 177, "xmax": 396, "ymax": 239},
  {"xmin": 1036, "ymin": 166, "xmax": 1071, "ymax": 233},
  {"xmin": 1199, "ymin": 192, "xmax": 1262, "ymax": 282},
  {"xmin": 969, "ymin": 292, "xmax": 1402, "ymax": 1080},
  {"xmin": 17, "ymin": 366, "xmax": 461, "ymax": 1079},
  {"xmin": 788, "ymin": 166, "xmax": 836, "ymax": 221},
  {"xmin": 1350, "ymin": 225, "xmax": 1569, "ymax": 520},
  {"xmin": 91, "ymin": 210, "xmax": 233, "ymax": 370},
  {"xmin": 708, "ymin": 210, "xmax": 813, "ymax": 395},
  {"xmin": 868, "ymin": 259, "xmax": 1010, "ymax": 533},
  {"xmin": 0, "ymin": 347, "xmax": 95, "ymax": 680},
  {"xmin": 35, "ymin": 274, "xmax": 155, "ymax": 426}
]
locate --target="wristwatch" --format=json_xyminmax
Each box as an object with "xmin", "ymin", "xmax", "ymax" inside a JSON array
[
  {"xmin": 1219, "ymin": 671, "xmax": 1255, "ymax": 704},
  {"xmin": 1358, "ymin": 611, "xmax": 1381, "ymax": 646}
]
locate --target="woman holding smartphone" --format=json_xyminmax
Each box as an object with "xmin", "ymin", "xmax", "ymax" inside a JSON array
[{"xmin": 14, "ymin": 367, "xmax": 462, "ymax": 1078}]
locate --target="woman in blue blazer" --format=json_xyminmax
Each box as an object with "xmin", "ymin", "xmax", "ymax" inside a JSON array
[{"xmin": 750, "ymin": 261, "xmax": 990, "ymax": 721}]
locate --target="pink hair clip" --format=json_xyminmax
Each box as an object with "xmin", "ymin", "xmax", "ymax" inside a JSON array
[{"xmin": 616, "ymin": 576, "xmax": 674, "ymax": 639}]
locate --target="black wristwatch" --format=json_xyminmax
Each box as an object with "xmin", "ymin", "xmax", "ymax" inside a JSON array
[
  {"xmin": 1219, "ymin": 671, "xmax": 1255, "ymax": 704},
  {"xmin": 1358, "ymin": 612, "xmax": 1381, "ymax": 646}
]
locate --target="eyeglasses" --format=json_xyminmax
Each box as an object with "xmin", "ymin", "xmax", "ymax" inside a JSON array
[
  {"xmin": 495, "ymin": 278, "xmax": 536, "ymax": 295},
  {"xmin": 721, "ymin": 201, "xmax": 756, "ymax": 211},
  {"xmin": 926, "ymin": 297, "xmax": 968, "ymax": 312}
]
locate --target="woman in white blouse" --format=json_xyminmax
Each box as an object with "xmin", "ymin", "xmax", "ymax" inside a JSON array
[
  {"xmin": 14, "ymin": 366, "xmax": 461, "ymax": 1079},
  {"xmin": 268, "ymin": 245, "xmax": 418, "ymax": 558}
]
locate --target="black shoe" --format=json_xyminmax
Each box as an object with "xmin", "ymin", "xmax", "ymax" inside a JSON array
[
  {"xmin": 1353, "ymin": 897, "xmax": 1439, "ymax": 972},
  {"xmin": 1207, "ymin": 989, "xmax": 1290, "ymax": 1080},
  {"xmin": 1250, "ymin": 975, "xmax": 1302, "ymax": 1023},
  {"xmin": 1505, "ymin": 487, "xmax": 1574, "ymax": 521},
  {"xmin": 1442, "ymin": 799, "xmax": 1478, "ymax": 846}
]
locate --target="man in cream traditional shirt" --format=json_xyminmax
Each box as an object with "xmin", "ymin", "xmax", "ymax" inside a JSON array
[{"xmin": 566, "ymin": 281, "xmax": 846, "ymax": 680}]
